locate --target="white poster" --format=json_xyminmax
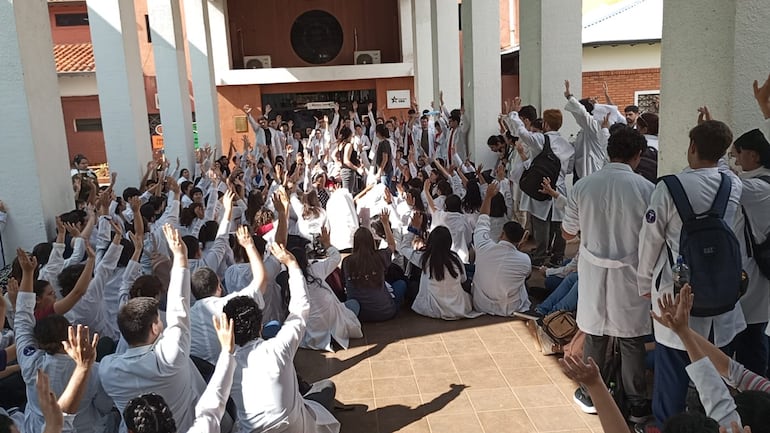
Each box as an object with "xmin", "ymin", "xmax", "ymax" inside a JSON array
[{"xmin": 386, "ymin": 90, "xmax": 411, "ymax": 109}]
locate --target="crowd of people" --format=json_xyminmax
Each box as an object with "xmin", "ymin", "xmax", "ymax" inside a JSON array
[{"xmin": 0, "ymin": 72, "xmax": 769, "ymax": 433}]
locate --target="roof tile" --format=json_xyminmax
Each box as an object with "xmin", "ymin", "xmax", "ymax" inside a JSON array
[{"xmin": 53, "ymin": 42, "xmax": 95, "ymax": 73}]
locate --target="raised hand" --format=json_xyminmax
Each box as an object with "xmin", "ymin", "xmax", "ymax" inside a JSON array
[
  {"xmin": 439, "ymin": 90, "xmax": 444, "ymax": 106},
  {"xmin": 719, "ymin": 422, "xmax": 752, "ymax": 433},
  {"xmin": 64, "ymin": 222, "xmax": 81, "ymax": 238},
  {"xmin": 62, "ymin": 324, "xmax": 98, "ymax": 369},
  {"xmin": 485, "ymin": 180, "xmax": 500, "ymax": 199},
  {"xmin": 564, "ymin": 80, "xmax": 571, "ymax": 99},
  {"xmin": 538, "ymin": 177, "xmax": 558, "ymax": 198},
  {"xmin": 162, "ymin": 224, "xmax": 187, "ymax": 259},
  {"xmin": 236, "ymin": 225, "xmax": 254, "ymax": 248},
  {"xmin": 17, "ymin": 248, "xmax": 37, "ymax": 274},
  {"xmin": 558, "ymin": 355, "xmax": 603, "ymax": 387},
  {"xmin": 651, "ymin": 284, "xmax": 693, "ymax": 335},
  {"xmin": 223, "ymin": 189, "xmax": 235, "ymax": 211},
  {"xmin": 242, "ymin": 104, "xmax": 252, "ymax": 114},
  {"xmin": 319, "ymin": 226, "xmax": 331, "ymax": 249},
  {"xmin": 409, "ymin": 211, "xmax": 424, "ymax": 231},
  {"xmin": 601, "ymin": 112, "xmax": 611, "ymax": 129},
  {"xmin": 264, "ymin": 104, "xmax": 272, "ymax": 115},
  {"xmin": 129, "ymin": 196, "xmax": 142, "ymax": 214},
  {"xmin": 36, "ymin": 369, "xmax": 63, "ymax": 432},
  {"xmin": 213, "ymin": 313, "xmax": 235, "ymax": 353},
  {"xmin": 512, "ymin": 96, "xmax": 522, "ymax": 112},
  {"xmin": 697, "ymin": 106, "xmax": 712, "ymax": 125},
  {"xmin": 269, "ymin": 242, "xmax": 297, "ymax": 267}
]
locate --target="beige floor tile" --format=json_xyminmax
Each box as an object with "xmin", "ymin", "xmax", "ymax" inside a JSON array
[
  {"xmin": 335, "ymin": 399, "xmax": 376, "ymax": 433},
  {"xmin": 415, "ymin": 372, "xmax": 463, "ymax": 394},
  {"xmin": 375, "ymin": 395, "xmax": 423, "ymax": 410},
  {"xmin": 443, "ymin": 337, "xmax": 487, "ymax": 355},
  {"xmin": 379, "ymin": 417, "xmax": 430, "ymax": 433},
  {"xmin": 374, "ymin": 343, "xmax": 410, "ymax": 360},
  {"xmin": 466, "ymin": 387, "xmax": 521, "ymax": 412},
  {"xmin": 526, "ymin": 406, "xmax": 588, "ymax": 431},
  {"xmin": 514, "ymin": 384, "xmax": 570, "ymax": 408},
  {"xmin": 501, "ymin": 367, "xmax": 555, "ymax": 387},
  {"xmin": 483, "ymin": 337, "xmax": 529, "ymax": 353},
  {"xmin": 426, "ymin": 412, "xmax": 483, "ymax": 433},
  {"xmin": 440, "ymin": 327, "xmax": 480, "ymax": 340},
  {"xmin": 370, "ymin": 359, "xmax": 414, "ymax": 379},
  {"xmin": 410, "ymin": 356, "xmax": 456, "ymax": 377},
  {"xmin": 373, "ymin": 376, "xmax": 420, "ymax": 398},
  {"xmin": 405, "ymin": 341, "xmax": 449, "ymax": 358},
  {"xmin": 477, "ymin": 409, "xmax": 535, "ymax": 433},
  {"xmin": 331, "ymin": 361, "xmax": 372, "ymax": 382},
  {"xmin": 451, "ymin": 353, "xmax": 498, "ymax": 372},
  {"xmin": 419, "ymin": 391, "xmax": 475, "ymax": 414},
  {"xmin": 336, "ymin": 379, "xmax": 375, "ymax": 401},
  {"xmin": 457, "ymin": 368, "xmax": 507, "ymax": 390},
  {"xmin": 490, "ymin": 351, "xmax": 541, "ymax": 369}
]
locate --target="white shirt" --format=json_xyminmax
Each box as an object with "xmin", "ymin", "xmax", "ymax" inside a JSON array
[
  {"xmin": 564, "ymin": 96, "xmax": 609, "ymax": 179},
  {"xmin": 99, "ymin": 267, "xmax": 207, "ymax": 433},
  {"xmin": 327, "ymin": 189, "xmax": 359, "ymax": 251},
  {"xmin": 638, "ymin": 166, "xmax": 746, "ymax": 350},
  {"xmin": 472, "ymin": 214, "xmax": 531, "ymax": 316},
  {"xmin": 563, "ymin": 163, "xmax": 654, "ymax": 338},
  {"xmin": 230, "ymin": 268, "xmax": 340, "ymax": 433},
  {"xmin": 431, "ymin": 211, "xmax": 472, "ymax": 264},
  {"xmin": 508, "ymin": 112, "xmax": 575, "ymax": 221}
]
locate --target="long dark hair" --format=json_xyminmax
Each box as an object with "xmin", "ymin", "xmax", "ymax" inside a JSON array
[
  {"xmin": 344, "ymin": 227, "xmax": 385, "ymax": 282},
  {"xmin": 302, "ymin": 190, "xmax": 323, "ymax": 220},
  {"xmin": 420, "ymin": 226, "xmax": 463, "ymax": 282},
  {"xmin": 461, "ymin": 180, "xmax": 482, "ymax": 213}
]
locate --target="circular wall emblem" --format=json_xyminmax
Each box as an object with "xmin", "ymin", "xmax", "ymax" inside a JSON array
[{"xmin": 290, "ymin": 10, "xmax": 343, "ymax": 65}]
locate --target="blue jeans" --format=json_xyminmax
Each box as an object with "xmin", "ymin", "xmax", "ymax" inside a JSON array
[
  {"xmin": 545, "ymin": 275, "xmax": 564, "ymax": 293},
  {"xmin": 262, "ymin": 320, "xmax": 281, "ymax": 340},
  {"xmin": 391, "ymin": 280, "xmax": 407, "ymax": 307},
  {"xmin": 537, "ymin": 272, "xmax": 578, "ymax": 315},
  {"xmin": 344, "ymin": 299, "xmax": 361, "ymax": 316}
]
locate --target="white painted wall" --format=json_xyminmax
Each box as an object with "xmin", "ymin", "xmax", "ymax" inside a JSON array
[
  {"xmin": 217, "ymin": 63, "xmax": 414, "ymax": 86},
  {"xmin": 582, "ymin": 43, "xmax": 661, "ymax": 72},
  {"xmin": 58, "ymin": 74, "xmax": 98, "ymax": 97}
]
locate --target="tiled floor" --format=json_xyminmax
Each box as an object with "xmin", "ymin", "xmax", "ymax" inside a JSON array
[{"xmin": 294, "ymin": 311, "xmax": 604, "ymax": 433}]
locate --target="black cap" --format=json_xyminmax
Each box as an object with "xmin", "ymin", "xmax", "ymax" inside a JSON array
[{"xmin": 734, "ymin": 129, "xmax": 770, "ymax": 167}]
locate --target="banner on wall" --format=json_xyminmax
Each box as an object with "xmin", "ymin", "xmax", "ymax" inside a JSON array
[{"xmin": 386, "ymin": 90, "xmax": 411, "ymax": 109}]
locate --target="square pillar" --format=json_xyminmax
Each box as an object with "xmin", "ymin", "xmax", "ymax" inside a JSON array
[
  {"xmin": 0, "ymin": 0, "xmax": 75, "ymax": 261},
  {"xmin": 411, "ymin": 0, "xmax": 434, "ymax": 111},
  {"xmin": 148, "ymin": 0, "xmax": 195, "ymax": 171},
  {"xmin": 461, "ymin": 0, "xmax": 501, "ymax": 168},
  {"xmin": 87, "ymin": 0, "xmax": 153, "ymax": 192},
  {"xmin": 398, "ymin": 0, "xmax": 414, "ymax": 65},
  {"xmin": 430, "ymin": 0, "xmax": 461, "ymax": 110},
  {"xmin": 207, "ymin": 0, "xmax": 231, "ymax": 76},
  {"xmin": 184, "ymin": 0, "xmax": 222, "ymax": 156},
  {"xmin": 519, "ymin": 0, "xmax": 582, "ymax": 138},
  {"xmin": 658, "ymin": 0, "xmax": 770, "ymax": 175}
]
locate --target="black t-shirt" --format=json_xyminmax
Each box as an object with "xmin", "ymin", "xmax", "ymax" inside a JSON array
[{"xmin": 376, "ymin": 140, "xmax": 393, "ymax": 174}]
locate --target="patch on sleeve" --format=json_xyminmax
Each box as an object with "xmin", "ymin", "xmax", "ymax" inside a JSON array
[
  {"xmin": 23, "ymin": 346, "xmax": 36, "ymax": 357},
  {"xmin": 645, "ymin": 210, "xmax": 656, "ymax": 224}
]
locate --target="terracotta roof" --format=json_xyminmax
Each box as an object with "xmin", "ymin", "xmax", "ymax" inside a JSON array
[{"xmin": 53, "ymin": 43, "xmax": 95, "ymax": 73}]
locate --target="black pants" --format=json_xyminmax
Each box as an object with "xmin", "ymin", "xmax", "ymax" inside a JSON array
[
  {"xmin": 531, "ymin": 212, "xmax": 565, "ymax": 264},
  {"xmin": 583, "ymin": 334, "xmax": 647, "ymax": 408},
  {"xmin": 304, "ymin": 379, "xmax": 336, "ymax": 413}
]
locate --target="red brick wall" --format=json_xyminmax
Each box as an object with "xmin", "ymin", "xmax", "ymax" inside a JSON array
[
  {"xmin": 60, "ymin": 96, "xmax": 107, "ymax": 164},
  {"xmin": 582, "ymin": 68, "xmax": 660, "ymax": 109},
  {"xmin": 49, "ymin": 3, "xmax": 91, "ymax": 45}
]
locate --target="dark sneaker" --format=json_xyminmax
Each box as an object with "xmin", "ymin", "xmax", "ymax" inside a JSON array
[
  {"xmin": 514, "ymin": 309, "xmax": 544, "ymax": 321},
  {"xmin": 633, "ymin": 421, "xmax": 660, "ymax": 433},
  {"xmin": 628, "ymin": 400, "xmax": 652, "ymax": 424},
  {"xmin": 573, "ymin": 387, "xmax": 597, "ymax": 414}
]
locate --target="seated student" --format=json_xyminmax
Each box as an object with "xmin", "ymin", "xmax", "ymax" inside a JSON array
[
  {"xmin": 124, "ymin": 314, "xmax": 237, "ymax": 433},
  {"xmin": 189, "ymin": 226, "xmax": 267, "ymax": 365},
  {"xmin": 399, "ymin": 214, "xmax": 481, "ymax": 320},
  {"xmin": 14, "ymin": 249, "xmax": 112, "ymax": 433},
  {"xmin": 224, "ymin": 243, "xmax": 340, "ymax": 433},
  {"xmin": 342, "ymin": 212, "xmax": 407, "ymax": 322},
  {"xmin": 472, "ymin": 182, "xmax": 531, "ymax": 316},
  {"xmin": 100, "ymin": 225, "xmax": 207, "ymax": 433},
  {"xmin": 423, "ymin": 180, "xmax": 472, "ymax": 264},
  {"xmin": 294, "ymin": 227, "xmax": 363, "ymax": 352},
  {"xmin": 33, "ymin": 245, "xmax": 95, "ymax": 321},
  {"xmin": 182, "ymin": 189, "xmax": 235, "ymax": 277}
]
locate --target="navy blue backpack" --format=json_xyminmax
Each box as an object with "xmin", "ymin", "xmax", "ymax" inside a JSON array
[{"xmin": 661, "ymin": 173, "xmax": 743, "ymax": 317}]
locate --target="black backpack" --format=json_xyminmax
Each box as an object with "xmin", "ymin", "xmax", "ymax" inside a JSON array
[
  {"xmin": 635, "ymin": 146, "xmax": 658, "ymax": 183},
  {"xmin": 662, "ymin": 173, "xmax": 743, "ymax": 317},
  {"xmin": 519, "ymin": 134, "xmax": 561, "ymax": 201},
  {"xmin": 742, "ymin": 176, "xmax": 770, "ymax": 280}
]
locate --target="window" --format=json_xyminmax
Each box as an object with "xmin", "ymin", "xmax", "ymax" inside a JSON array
[
  {"xmin": 74, "ymin": 118, "xmax": 103, "ymax": 132},
  {"xmin": 635, "ymin": 91, "xmax": 660, "ymax": 114},
  {"xmin": 145, "ymin": 15, "xmax": 152, "ymax": 43},
  {"xmin": 55, "ymin": 13, "xmax": 89, "ymax": 27}
]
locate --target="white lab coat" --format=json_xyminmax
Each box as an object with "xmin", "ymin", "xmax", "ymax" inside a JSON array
[
  {"xmin": 563, "ymin": 163, "xmax": 654, "ymax": 338},
  {"xmin": 508, "ymin": 112, "xmax": 575, "ymax": 221},
  {"xmin": 565, "ymin": 96, "xmax": 609, "ymax": 179},
  {"xmin": 399, "ymin": 232, "xmax": 482, "ymax": 320},
  {"xmin": 301, "ymin": 247, "xmax": 363, "ymax": 351},
  {"xmin": 638, "ymin": 166, "xmax": 746, "ymax": 350},
  {"xmin": 411, "ymin": 125, "xmax": 437, "ymax": 159},
  {"xmin": 327, "ymin": 189, "xmax": 359, "ymax": 251},
  {"xmin": 230, "ymin": 268, "xmax": 340, "ymax": 433},
  {"xmin": 471, "ymin": 214, "xmax": 531, "ymax": 316},
  {"xmin": 99, "ymin": 268, "xmax": 207, "ymax": 433},
  {"xmin": 430, "ymin": 211, "xmax": 472, "ymax": 264}
]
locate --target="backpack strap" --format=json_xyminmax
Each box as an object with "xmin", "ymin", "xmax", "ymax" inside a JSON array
[
  {"xmin": 542, "ymin": 134, "xmax": 552, "ymax": 153},
  {"xmin": 758, "ymin": 175, "xmax": 770, "ymax": 185},
  {"xmin": 661, "ymin": 175, "xmax": 696, "ymax": 222},
  {"xmin": 709, "ymin": 172, "xmax": 732, "ymax": 219},
  {"xmin": 742, "ymin": 205, "xmax": 755, "ymax": 258}
]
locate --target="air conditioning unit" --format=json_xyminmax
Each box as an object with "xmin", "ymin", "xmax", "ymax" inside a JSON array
[
  {"xmin": 243, "ymin": 55, "xmax": 272, "ymax": 69},
  {"xmin": 354, "ymin": 50, "xmax": 381, "ymax": 65},
  {"xmin": 154, "ymin": 93, "xmax": 160, "ymax": 109}
]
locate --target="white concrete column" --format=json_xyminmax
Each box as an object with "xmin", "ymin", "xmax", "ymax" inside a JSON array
[
  {"xmin": 87, "ymin": 0, "xmax": 153, "ymax": 192},
  {"xmin": 461, "ymin": 0, "xmax": 501, "ymax": 168},
  {"xmin": 430, "ymin": 0, "xmax": 461, "ymax": 110},
  {"xmin": 148, "ymin": 0, "xmax": 195, "ymax": 171},
  {"xmin": 184, "ymin": 0, "xmax": 221, "ymax": 153},
  {"xmin": 0, "ymin": 0, "xmax": 75, "ymax": 261},
  {"xmin": 658, "ymin": 0, "xmax": 770, "ymax": 175},
  {"xmin": 411, "ymin": 0, "xmax": 434, "ymax": 111},
  {"xmin": 398, "ymin": 0, "xmax": 414, "ymax": 65},
  {"xmin": 207, "ymin": 0, "xmax": 231, "ymax": 78},
  {"xmin": 519, "ymin": 0, "xmax": 582, "ymax": 138}
]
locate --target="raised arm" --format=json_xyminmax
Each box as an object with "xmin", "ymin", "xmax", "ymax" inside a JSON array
[
  {"xmin": 232, "ymin": 225, "xmax": 267, "ymax": 297},
  {"xmin": 155, "ymin": 224, "xmax": 191, "ymax": 369},
  {"xmin": 266, "ymin": 244, "xmax": 309, "ymax": 358},
  {"xmin": 53, "ymin": 245, "xmax": 95, "ymax": 315},
  {"xmin": 422, "ymin": 179, "xmax": 437, "ymax": 213},
  {"xmin": 59, "ymin": 324, "xmax": 99, "ymax": 414}
]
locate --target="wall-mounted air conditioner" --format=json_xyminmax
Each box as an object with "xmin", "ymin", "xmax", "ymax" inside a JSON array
[
  {"xmin": 354, "ymin": 50, "xmax": 381, "ymax": 65},
  {"xmin": 243, "ymin": 55, "xmax": 272, "ymax": 69}
]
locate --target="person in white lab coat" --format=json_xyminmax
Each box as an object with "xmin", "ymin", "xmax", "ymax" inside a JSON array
[
  {"xmin": 638, "ymin": 119, "xmax": 745, "ymax": 429},
  {"xmin": 472, "ymin": 182, "xmax": 531, "ymax": 316},
  {"xmin": 189, "ymin": 226, "xmax": 267, "ymax": 365},
  {"xmin": 731, "ymin": 81, "xmax": 770, "ymax": 377},
  {"xmin": 562, "ymin": 126, "xmax": 654, "ymax": 420},
  {"xmin": 123, "ymin": 314, "xmax": 237, "ymax": 433},
  {"xmin": 563, "ymin": 80, "xmax": 609, "ymax": 181},
  {"xmin": 508, "ymin": 97, "xmax": 575, "ymax": 266},
  {"xmin": 225, "ymin": 243, "xmax": 340, "ymax": 433},
  {"xmin": 100, "ymin": 225, "xmax": 207, "ymax": 433}
]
